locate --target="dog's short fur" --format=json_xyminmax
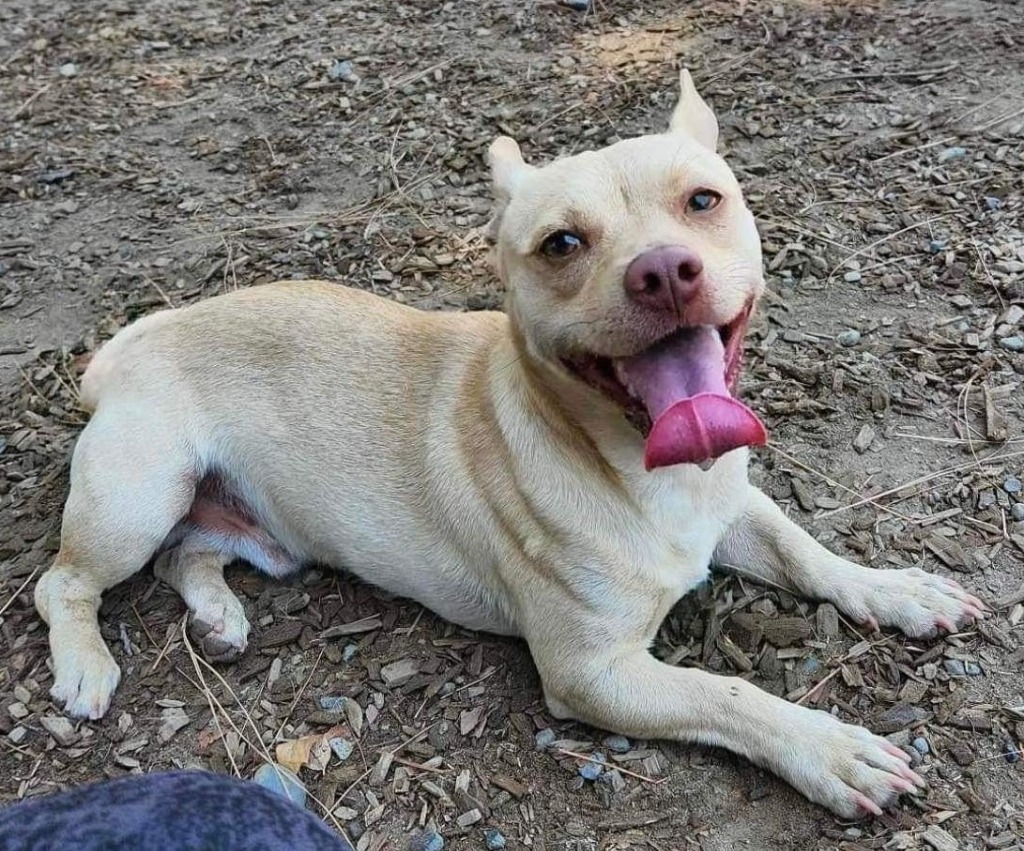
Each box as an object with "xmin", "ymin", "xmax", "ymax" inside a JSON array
[
  {"xmin": 0, "ymin": 771, "xmax": 352, "ymax": 851},
  {"xmin": 35, "ymin": 70, "xmax": 985, "ymax": 819}
]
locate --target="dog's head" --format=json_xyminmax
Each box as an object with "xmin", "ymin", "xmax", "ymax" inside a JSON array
[{"xmin": 488, "ymin": 70, "xmax": 766, "ymax": 470}]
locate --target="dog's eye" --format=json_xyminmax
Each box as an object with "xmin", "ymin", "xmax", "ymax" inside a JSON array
[
  {"xmin": 539, "ymin": 230, "xmax": 585, "ymax": 259},
  {"xmin": 687, "ymin": 190, "xmax": 722, "ymax": 213}
]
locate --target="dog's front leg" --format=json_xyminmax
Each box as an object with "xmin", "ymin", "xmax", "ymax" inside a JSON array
[
  {"xmin": 714, "ymin": 487, "xmax": 985, "ymax": 637},
  {"xmin": 535, "ymin": 643, "xmax": 922, "ymax": 818}
]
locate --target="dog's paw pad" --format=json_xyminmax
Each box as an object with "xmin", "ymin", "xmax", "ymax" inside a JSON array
[{"xmin": 189, "ymin": 605, "xmax": 249, "ymax": 664}]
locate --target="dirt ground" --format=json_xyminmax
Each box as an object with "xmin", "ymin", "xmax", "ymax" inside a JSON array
[{"xmin": 2, "ymin": 0, "xmax": 1023, "ymax": 848}]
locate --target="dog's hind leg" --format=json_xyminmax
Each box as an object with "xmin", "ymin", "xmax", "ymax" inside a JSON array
[
  {"xmin": 153, "ymin": 542, "xmax": 250, "ymax": 663},
  {"xmin": 34, "ymin": 404, "xmax": 196, "ymax": 719}
]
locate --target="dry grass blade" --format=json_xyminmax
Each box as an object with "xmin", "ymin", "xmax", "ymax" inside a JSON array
[{"xmin": 0, "ymin": 565, "xmax": 41, "ymax": 619}]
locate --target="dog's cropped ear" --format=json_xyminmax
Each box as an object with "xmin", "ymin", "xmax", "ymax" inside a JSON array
[
  {"xmin": 668, "ymin": 69, "xmax": 719, "ymax": 151},
  {"xmin": 488, "ymin": 136, "xmax": 532, "ymax": 201},
  {"xmin": 486, "ymin": 137, "xmax": 533, "ymax": 242}
]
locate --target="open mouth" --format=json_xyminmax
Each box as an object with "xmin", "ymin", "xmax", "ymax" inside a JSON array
[{"xmin": 561, "ymin": 306, "xmax": 767, "ymax": 470}]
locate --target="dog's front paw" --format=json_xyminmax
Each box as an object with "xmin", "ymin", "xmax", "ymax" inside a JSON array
[
  {"xmin": 777, "ymin": 708, "xmax": 925, "ymax": 819},
  {"xmin": 832, "ymin": 566, "xmax": 986, "ymax": 639},
  {"xmin": 50, "ymin": 644, "xmax": 121, "ymax": 720}
]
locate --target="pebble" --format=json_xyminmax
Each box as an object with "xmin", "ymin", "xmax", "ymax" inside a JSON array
[
  {"xmin": 998, "ymin": 335, "xmax": 1024, "ymax": 352},
  {"xmin": 342, "ymin": 643, "xmax": 359, "ymax": 662},
  {"xmin": 842, "ymin": 270, "xmax": 862, "ymax": 283},
  {"xmin": 1003, "ymin": 738, "xmax": 1021, "ymax": 764},
  {"xmin": 965, "ymin": 661, "xmax": 983, "ymax": 677},
  {"xmin": 59, "ymin": 62, "xmax": 78, "ymax": 77},
  {"xmin": 928, "ymin": 239, "xmax": 947, "ymax": 254},
  {"xmin": 563, "ymin": 0, "xmax": 590, "ymax": 9},
  {"xmin": 937, "ymin": 146, "xmax": 967, "ymax": 163},
  {"xmin": 40, "ymin": 715, "xmax": 79, "ymax": 747},
  {"xmin": 347, "ymin": 819, "xmax": 365, "ymax": 840},
  {"xmin": 319, "ymin": 695, "xmax": 347, "ymax": 712},
  {"xmin": 876, "ymin": 704, "xmax": 929, "ymax": 732},
  {"xmin": 1003, "ymin": 476, "xmax": 1022, "ymax": 494},
  {"xmin": 329, "ymin": 736, "xmax": 355, "ymax": 761},
  {"xmin": 534, "ymin": 728, "xmax": 556, "ymax": 749},
  {"xmin": 8, "ymin": 726, "xmax": 27, "ymax": 745},
  {"xmin": 410, "ymin": 829, "xmax": 444, "ymax": 851},
  {"xmin": 456, "ymin": 809, "xmax": 482, "ymax": 828},
  {"xmin": 578, "ymin": 751, "xmax": 605, "ymax": 781},
  {"xmin": 984, "ymin": 196, "xmax": 1002, "ymax": 210},
  {"xmin": 837, "ymin": 329, "xmax": 861, "ymax": 347},
  {"xmin": 328, "ymin": 60, "xmax": 358, "ymax": 83},
  {"xmin": 912, "ymin": 736, "xmax": 931, "ymax": 756},
  {"xmin": 252, "ymin": 763, "xmax": 307, "ymax": 807},
  {"xmin": 943, "ymin": 659, "xmax": 966, "ymax": 677},
  {"xmin": 602, "ymin": 734, "xmax": 631, "ymax": 754},
  {"xmin": 1000, "ymin": 305, "xmax": 1024, "ymax": 326},
  {"xmin": 1011, "ymin": 503, "xmax": 1024, "ymax": 522},
  {"xmin": 483, "ymin": 828, "xmax": 507, "ymax": 850}
]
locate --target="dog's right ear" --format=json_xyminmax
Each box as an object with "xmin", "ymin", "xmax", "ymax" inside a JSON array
[
  {"xmin": 668, "ymin": 69, "xmax": 719, "ymax": 151},
  {"xmin": 486, "ymin": 137, "xmax": 533, "ymax": 242}
]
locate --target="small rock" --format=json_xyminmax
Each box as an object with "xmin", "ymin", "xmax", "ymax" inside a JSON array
[
  {"xmin": 328, "ymin": 60, "xmax": 358, "ymax": 83},
  {"xmin": 842, "ymin": 271, "xmax": 862, "ymax": 283},
  {"xmin": 40, "ymin": 715, "xmax": 79, "ymax": 747},
  {"xmin": 928, "ymin": 239, "xmax": 947, "ymax": 254},
  {"xmin": 329, "ymin": 737, "xmax": 355, "ymax": 762},
  {"xmin": 602, "ymin": 734, "xmax": 630, "ymax": 754},
  {"xmin": 343, "ymin": 643, "xmax": 359, "ymax": 662},
  {"xmin": 252, "ymin": 763, "xmax": 307, "ymax": 807},
  {"xmin": 7, "ymin": 702, "xmax": 29, "ymax": 720},
  {"xmin": 852, "ymin": 424, "xmax": 875, "ymax": 454},
  {"xmin": 837, "ymin": 329, "xmax": 861, "ymax": 347},
  {"xmin": 347, "ymin": 819, "xmax": 365, "ymax": 840},
  {"xmin": 600, "ymin": 767, "xmax": 627, "ymax": 793},
  {"xmin": 998, "ymin": 335, "xmax": 1024, "ymax": 352},
  {"xmin": 380, "ymin": 658, "xmax": 419, "ymax": 686},
  {"xmin": 937, "ymin": 146, "xmax": 967, "ymax": 163},
  {"xmin": 563, "ymin": 0, "xmax": 591, "ymax": 9},
  {"xmin": 1003, "ymin": 476, "xmax": 1022, "ymax": 494},
  {"xmin": 943, "ymin": 659, "xmax": 966, "ymax": 677},
  {"xmin": 965, "ymin": 661, "xmax": 982, "ymax": 677},
  {"xmin": 1011, "ymin": 503, "xmax": 1024, "ymax": 522},
  {"xmin": 8, "ymin": 727, "xmax": 27, "ymax": 745},
  {"xmin": 37, "ymin": 168, "xmax": 75, "ymax": 185},
  {"xmin": 978, "ymin": 489, "xmax": 997, "ymax": 511},
  {"xmin": 319, "ymin": 695, "xmax": 347, "ymax": 712},
  {"xmin": 999, "ymin": 305, "xmax": 1024, "ymax": 326},
  {"xmin": 59, "ymin": 62, "xmax": 78, "ymax": 77},
  {"xmin": 1002, "ymin": 738, "xmax": 1021, "ymax": 764},
  {"xmin": 483, "ymin": 828, "xmax": 507, "ymax": 850},
  {"xmin": 912, "ymin": 736, "xmax": 931, "ymax": 756},
  {"xmin": 578, "ymin": 751, "xmax": 605, "ymax": 781},
  {"xmin": 410, "ymin": 829, "xmax": 444, "ymax": 851},
  {"xmin": 456, "ymin": 809, "xmax": 482, "ymax": 828},
  {"xmin": 534, "ymin": 728, "xmax": 556, "ymax": 749},
  {"xmin": 984, "ymin": 196, "xmax": 1001, "ymax": 211}
]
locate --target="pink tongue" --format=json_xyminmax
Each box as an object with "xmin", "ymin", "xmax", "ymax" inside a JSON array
[{"xmin": 614, "ymin": 326, "xmax": 767, "ymax": 470}]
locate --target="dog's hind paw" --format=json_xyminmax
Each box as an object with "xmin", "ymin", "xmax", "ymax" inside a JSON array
[
  {"xmin": 188, "ymin": 596, "xmax": 250, "ymax": 664},
  {"xmin": 50, "ymin": 646, "xmax": 121, "ymax": 720}
]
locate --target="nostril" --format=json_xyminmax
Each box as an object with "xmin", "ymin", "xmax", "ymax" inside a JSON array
[
  {"xmin": 642, "ymin": 271, "xmax": 661, "ymax": 292},
  {"xmin": 678, "ymin": 258, "xmax": 702, "ymax": 280}
]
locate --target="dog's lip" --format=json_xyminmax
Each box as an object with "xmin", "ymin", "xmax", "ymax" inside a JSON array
[{"xmin": 560, "ymin": 304, "xmax": 752, "ymax": 431}]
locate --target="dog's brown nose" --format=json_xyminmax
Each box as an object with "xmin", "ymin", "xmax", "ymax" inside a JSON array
[{"xmin": 624, "ymin": 246, "xmax": 703, "ymax": 316}]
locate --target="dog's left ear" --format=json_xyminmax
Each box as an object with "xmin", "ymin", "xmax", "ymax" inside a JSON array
[
  {"xmin": 668, "ymin": 69, "xmax": 719, "ymax": 151},
  {"xmin": 486, "ymin": 137, "xmax": 533, "ymax": 242},
  {"xmin": 488, "ymin": 136, "xmax": 532, "ymax": 201}
]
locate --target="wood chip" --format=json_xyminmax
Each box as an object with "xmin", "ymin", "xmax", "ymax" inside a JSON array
[
  {"xmin": 492, "ymin": 775, "xmax": 528, "ymax": 799},
  {"xmin": 921, "ymin": 825, "xmax": 959, "ymax": 851},
  {"xmin": 380, "ymin": 658, "xmax": 419, "ymax": 686},
  {"xmin": 368, "ymin": 751, "xmax": 394, "ymax": 787}
]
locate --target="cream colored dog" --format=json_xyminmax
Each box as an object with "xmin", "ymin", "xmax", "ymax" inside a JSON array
[{"xmin": 35, "ymin": 70, "xmax": 984, "ymax": 819}]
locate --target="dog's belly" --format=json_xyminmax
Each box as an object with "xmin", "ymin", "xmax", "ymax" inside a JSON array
[{"xmin": 169, "ymin": 472, "xmax": 519, "ymax": 636}]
